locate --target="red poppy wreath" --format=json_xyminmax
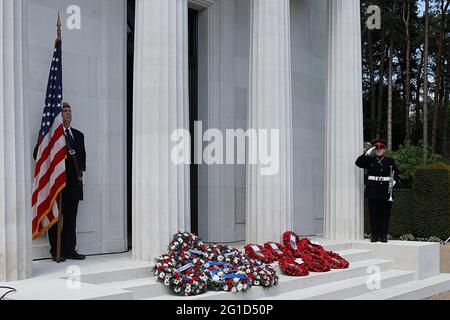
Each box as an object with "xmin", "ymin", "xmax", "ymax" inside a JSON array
[
  {"xmin": 244, "ymin": 244, "xmax": 274, "ymax": 264},
  {"xmin": 282, "ymin": 231, "xmax": 303, "ymax": 257},
  {"xmin": 297, "ymin": 238, "xmax": 349, "ymax": 270},
  {"xmin": 323, "ymin": 251, "xmax": 349, "ymax": 269},
  {"xmin": 298, "ymin": 238, "xmax": 325, "ymax": 255},
  {"xmin": 278, "ymin": 256, "xmax": 309, "ymax": 276},
  {"xmin": 300, "ymin": 250, "xmax": 331, "ymax": 273},
  {"xmin": 263, "ymin": 242, "xmax": 293, "ymax": 261}
]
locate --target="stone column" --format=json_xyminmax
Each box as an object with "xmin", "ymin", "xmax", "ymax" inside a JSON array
[
  {"xmin": 246, "ymin": 0, "xmax": 293, "ymax": 244},
  {"xmin": 0, "ymin": 0, "xmax": 32, "ymax": 282},
  {"xmin": 197, "ymin": 0, "xmax": 237, "ymax": 243},
  {"xmin": 132, "ymin": 0, "xmax": 190, "ymax": 261},
  {"xmin": 324, "ymin": 0, "xmax": 364, "ymax": 240}
]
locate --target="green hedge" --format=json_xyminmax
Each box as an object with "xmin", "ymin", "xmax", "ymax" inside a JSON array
[{"xmin": 364, "ymin": 164, "xmax": 450, "ymax": 240}]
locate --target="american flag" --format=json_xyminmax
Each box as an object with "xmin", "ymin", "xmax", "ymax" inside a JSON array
[{"xmin": 32, "ymin": 39, "xmax": 66, "ymax": 240}]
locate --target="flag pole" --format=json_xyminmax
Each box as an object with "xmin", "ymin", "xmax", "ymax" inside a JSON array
[
  {"xmin": 56, "ymin": 12, "xmax": 62, "ymax": 41},
  {"xmin": 55, "ymin": 12, "xmax": 63, "ymax": 263},
  {"xmin": 56, "ymin": 193, "xmax": 63, "ymax": 263}
]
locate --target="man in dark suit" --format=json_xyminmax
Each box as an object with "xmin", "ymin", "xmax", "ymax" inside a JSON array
[
  {"xmin": 34, "ymin": 102, "xmax": 86, "ymax": 261},
  {"xmin": 355, "ymin": 139, "xmax": 400, "ymax": 243}
]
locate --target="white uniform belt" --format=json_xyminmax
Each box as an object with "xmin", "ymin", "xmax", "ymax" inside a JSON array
[{"xmin": 368, "ymin": 176, "xmax": 390, "ymax": 182}]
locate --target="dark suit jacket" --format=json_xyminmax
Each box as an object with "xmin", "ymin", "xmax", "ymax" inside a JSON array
[
  {"xmin": 34, "ymin": 127, "xmax": 86, "ymax": 201},
  {"xmin": 355, "ymin": 154, "xmax": 400, "ymax": 200}
]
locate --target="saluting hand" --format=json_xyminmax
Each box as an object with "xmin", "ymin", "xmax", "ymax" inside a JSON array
[{"xmin": 365, "ymin": 146, "xmax": 376, "ymax": 156}]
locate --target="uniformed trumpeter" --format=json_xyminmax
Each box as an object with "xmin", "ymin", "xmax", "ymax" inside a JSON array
[{"xmin": 355, "ymin": 139, "xmax": 400, "ymax": 243}]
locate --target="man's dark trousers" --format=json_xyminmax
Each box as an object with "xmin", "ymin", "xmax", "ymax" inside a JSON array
[{"xmin": 48, "ymin": 186, "xmax": 79, "ymax": 256}]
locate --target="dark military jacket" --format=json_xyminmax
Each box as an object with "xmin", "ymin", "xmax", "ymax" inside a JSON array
[{"xmin": 355, "ymin": 153, "xmax": 400, "ymax": 200}]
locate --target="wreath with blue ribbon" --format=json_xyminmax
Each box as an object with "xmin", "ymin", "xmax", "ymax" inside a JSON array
[{"xmin": 154, "ymin": 232, "xmax": 279, "ymax": 296}]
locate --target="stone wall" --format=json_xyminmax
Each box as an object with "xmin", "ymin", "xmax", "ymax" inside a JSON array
[{"xmin": 26, "ymin": 0, "xmax": 127, "ymax": 258}]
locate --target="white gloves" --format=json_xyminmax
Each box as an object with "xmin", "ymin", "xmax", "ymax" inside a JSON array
[{"xmin": 365, "ymin": 146, "xmax": 376, "ymax": 156}]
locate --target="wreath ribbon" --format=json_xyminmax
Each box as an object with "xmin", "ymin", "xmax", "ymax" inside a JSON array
[
  {"xmin": 203, "ymin": 261, "xmax": 247, "ymax": 280},
  {"xmin": 176, "ymin": 262, "xmax": 193, "ymax": 273},
  {"xmin": 190, "ymin": 249, "xmax": 208, "ymax": 257}
]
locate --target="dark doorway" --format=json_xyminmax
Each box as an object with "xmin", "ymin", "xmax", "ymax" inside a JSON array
[
  {"xmin": 127, "ymin": 0, "xmax": 135, "ymax": 250},
  {"xmin": 189, "ymin": 9, "xmax": 199, "ymax": 236},
  {"xmin": 126, "ymin": 3, "xmax": 199, "ymax": 240}
]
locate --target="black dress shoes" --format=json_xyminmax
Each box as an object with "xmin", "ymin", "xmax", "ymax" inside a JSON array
[
  {"xmin": 370, "ymin": 237, "xmax": 379, "ymax": 243},
  {"xmin": 380, "ymin": 236, "xmax": 388, "ymax": 243},
  {"xmin": 65, "ymin": 251, "xmax": 86, "ymax": 260}
]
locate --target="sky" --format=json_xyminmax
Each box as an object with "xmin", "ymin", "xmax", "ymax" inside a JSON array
[{"xmin": 417, "ymin": 0, "xmax": 425, "ymax": 16}]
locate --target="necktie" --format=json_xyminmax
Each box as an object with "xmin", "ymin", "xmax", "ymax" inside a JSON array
[{"xmin": 65, "ymin": 128, "xmax": 75, "ymax": 149}]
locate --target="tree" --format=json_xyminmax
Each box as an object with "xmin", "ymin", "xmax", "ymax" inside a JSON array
[
  {"xmin": 403, "ymin": 0, "xmax": 412, "ymax": 144},
  {"xmin": 431, "ymin": 0, "xmax": 449, "ymax": 153},
  {"xmin": 388, "ymin": 33, "xmax": 395, "ymax": 150},
  {"xmin": 442, "ymin": 13, "xmax": 450, "ymax": 157},
  {"xmin": 377, "ymin": 31, "xmax": 387, "ymax": 138},
  {"xmin": 360, "ymin": 0, "xmax": 449, "ymax": 157},
  {"xmin": 442, "ymin": 63, "xmax": 449, "ymax": 156},
  {"xmin": 368, "ymin": 27, "xmax": 377, "ymax": 140},
  {"xmin": 424, "ymin": 0, "xmax": 430, "ymax": 161},
  {"xmin": 414, "ymin": 47, "xmax": 424, "ymax": 138}
]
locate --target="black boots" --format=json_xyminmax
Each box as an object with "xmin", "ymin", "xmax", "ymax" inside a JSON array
[{"xmin": 370, "ymin": 235, "xmax": 388, "ymax": 243}]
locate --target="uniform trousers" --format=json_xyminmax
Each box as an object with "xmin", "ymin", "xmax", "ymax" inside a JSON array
[{"xmin": 367, "ymin": 198, "xmax": 392, "ymax": 240}]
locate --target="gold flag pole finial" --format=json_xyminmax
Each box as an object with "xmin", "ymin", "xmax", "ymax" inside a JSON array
[{"xmin": 56, "ymin": 12, "xmax": 62, "ymax": 41}]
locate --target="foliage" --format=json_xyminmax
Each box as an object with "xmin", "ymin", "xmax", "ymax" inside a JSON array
[
  {"xmin": 399, "ymin": 234, "xmax": 416, "ymax": 241},
  {"xmin": 386, "ymin": 144, "xmax": 442, "ymax": 188},
  {"xmin": 364, "ymin": 166, "xmax": 450, "ymax": 240},
  {"xmin": 370, "ymin": 234, "xmax": 443, "ymax": 242},
  {"xmin": 412, "ymin": 167, "xmax": 450, "ymax": 239},
  {"xmin": 427, "ymin": 236, "xmax": 442, "ymax": 243},
  {"xmin": 423, "ymin": 161, "xmax": 450, "ymax": 171}
]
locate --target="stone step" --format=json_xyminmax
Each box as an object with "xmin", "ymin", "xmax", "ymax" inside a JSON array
[
  {"xmin": 88, "ymin": 249, "xmax": 372, "ymax": 300},
  {"xmin": 337, "ymin": 248, "xmax": 372, "ymax": 262},
  {"xmin": 348, "ymin": 273, "xmax": 450, "ymax": 300},
  {"xmin": 3, "ymin": 278, "xmax": 133, "ymax": 300},
  {"xmin": 261, "ymin": 269, "xmax": 416, "ymax": 300},
  {"xmin": 84, "ymin": 248, "xmax": 369, "ymax": 299},
  {"xmin": 143, "ymin": 259, "xmax": 394, "ymax": 300},
  {"xmin": 79, "ymin": 246, "xmax": 358, "ymax": 283},
  {"xmin": 313, "ymin": 241, "xmax": 354, "ymax": 252},
  {"xmin": 78, "ymin": 266, "xmax": 153, "ymax": 285},
  {"xmin": 88, "ymin": 279, "xmax": 171, "ymax": 300},
  {"xmin": 100, "ymin": 277, "xmax": 156, "ymax": 289}
]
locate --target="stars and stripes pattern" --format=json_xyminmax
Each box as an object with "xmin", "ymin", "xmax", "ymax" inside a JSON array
[{"xmin": 32, "ymin": 39, "xmax": 66, "ymax": 240}]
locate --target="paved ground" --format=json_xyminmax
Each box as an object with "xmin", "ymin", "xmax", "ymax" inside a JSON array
[{"xmin": 427, "ymin": 291, "xmax": 450, "ymax": 300}]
